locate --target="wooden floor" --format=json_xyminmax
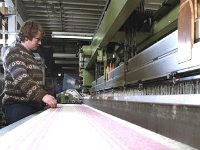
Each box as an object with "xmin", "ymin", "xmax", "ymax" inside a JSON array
[{"xmin": 0, "ymin": 104, "xmax": 196, "ymax": 150}]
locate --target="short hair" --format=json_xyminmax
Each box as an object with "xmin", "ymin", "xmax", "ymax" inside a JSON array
[{"xmin": 18, "ymin": 20, "xmax": 44, "ymax": 42}]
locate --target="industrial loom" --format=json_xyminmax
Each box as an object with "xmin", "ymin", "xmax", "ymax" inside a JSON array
[
  {"xmin": 0, "ymin": 0, "xmax": 200, "ymax": 149},
  {"xmin": 82, "ymin": 0, "xmax": 200, "ymax": 149},
  {"xmin": 0, "ymin": 104, "xmax": 196, "ymax": 150}
]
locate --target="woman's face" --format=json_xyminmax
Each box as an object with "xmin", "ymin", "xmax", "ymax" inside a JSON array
[{"xmin": 24, "ymin": 31, "xmax": 42, "ymax": 51}]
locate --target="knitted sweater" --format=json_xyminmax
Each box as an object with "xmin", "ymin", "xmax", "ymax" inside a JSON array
[{"xmin": 2, "ymin": 43, "xmax": 48, "ymax": 105}]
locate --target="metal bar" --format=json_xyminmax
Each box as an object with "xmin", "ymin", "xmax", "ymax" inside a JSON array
[
  {"xmin": 126, "ymin": 34, "xmax": 200, "ymax": 85},
  {"xmin": 54, "ymin": 60, "xmax": 79, "ymax": 64},
  {"xmin": 102, "ymin": 94, "xmax": 200, "ymax": 106},
  {"xmin": 53, "ymin": 53, "xmax": 77, "ymax": 58},
  {"xmin": 128, "ymin": 30, "xmax": 178, "ymax": 71}
]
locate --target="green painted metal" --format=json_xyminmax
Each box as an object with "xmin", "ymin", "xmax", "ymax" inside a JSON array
[
  {"xmin": 134, "ymin": 32, "xmax": 152, "ymax": 45},
  {"xmin": 97, "ymin": 50, "xmax": 103, "ymax": 63},
  {"xmin": 153, "ymin": 5, "xmax": 179, "ymax": 34},
  {"xmin": 86, "ymin": 0, "xmax": 140, "ymax": 69},
  {"xmin": 137, "ymin": 5, "xmax": 179, "ymax": 53},
  {"xmin": 83, "ymin": 69, "xmax": 94, "ymax": 87},
  {"xmin": 83, "ymin": 58, "xmax": 90, "ymax": 70},
  {"xmin": 56, "ymin": 90, "xmax": 82, "ymax": 104},
  {"xmin": 82, "ymin": 45, "xmax": 92, "ymax": 57},
  {"xmin": 103, "ymin": 50, "xmax": 107, "ymax": 78},
  {"xmin": 111, "ymin": 32, "xmax": 125, "ymax": 43}
]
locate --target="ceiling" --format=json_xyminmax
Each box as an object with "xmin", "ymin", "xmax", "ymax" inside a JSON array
[
  {"xmin": 14, "ymin": 0, "xmax": 110, "ymax": 77},
  {"xmin": 17, "ymin": 0, "xmax": 109, "ymax": 38}
]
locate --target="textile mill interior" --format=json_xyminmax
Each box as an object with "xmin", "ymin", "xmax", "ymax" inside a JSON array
[{"xmin": 0, "ymin": 0, "xmax": 200, "ymax": 149}]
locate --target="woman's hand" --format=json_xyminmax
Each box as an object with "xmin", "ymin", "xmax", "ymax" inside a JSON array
[{"xmin": 42, "ymin": 94, "xmax": 57, "ymax": 108}]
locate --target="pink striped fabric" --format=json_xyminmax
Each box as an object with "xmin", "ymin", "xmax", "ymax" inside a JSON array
[{"xmin": 0, "ymin": 104, "xmax": 195, "ymax": 150}]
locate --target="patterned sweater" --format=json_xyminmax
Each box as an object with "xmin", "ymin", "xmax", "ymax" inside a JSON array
[{"xmin": 2, "ymin": 43, "xmax": 48, "ymax": 106}]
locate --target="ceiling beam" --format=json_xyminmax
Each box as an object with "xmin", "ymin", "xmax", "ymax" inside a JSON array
[
  {"xmin": 55, "ymin": 60, "xmax": 78, "ymax": 65},
  {"xmin": 62, "ymin": 67, "xmax": 79, "ymax": 70},
  {"xmin": 86, "ymin": 0, "xmax": 141, "ymax": 69},
  {"xmin": 53, "ymin": 53, "xmax": 78, "ymax": 58}
]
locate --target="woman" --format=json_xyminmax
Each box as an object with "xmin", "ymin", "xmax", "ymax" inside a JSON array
[{"xmin": 2, "ymin": 20, "xmax": 57, "ymax": 125}]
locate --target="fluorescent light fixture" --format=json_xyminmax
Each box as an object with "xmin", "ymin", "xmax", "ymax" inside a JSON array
[
  {"xmin": 52, "ymin": 35, "xmax": 93, "ymax": 39},
  {"xmin": 52, "ymin": 32, "xmax": 93, "ymax": 36},
  {"xmin": 51, "ymin": 32, "xmax": 93, "ymax": 40}
]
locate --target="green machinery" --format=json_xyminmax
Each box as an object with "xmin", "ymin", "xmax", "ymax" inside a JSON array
[{"xmin": 56, "ymin": 89, "xmax": 83, "ymax": 104}]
